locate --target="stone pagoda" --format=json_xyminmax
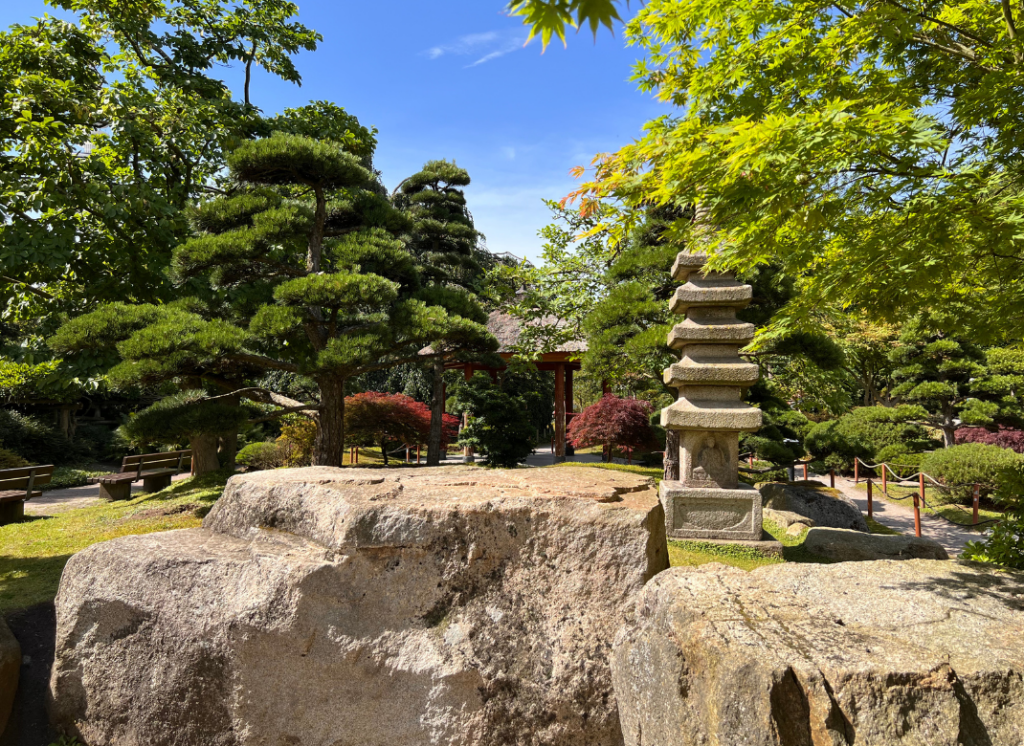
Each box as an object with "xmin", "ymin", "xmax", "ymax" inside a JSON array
[{"xmin": 659, "ymin": 252, "xmax": 764, "ymax": 542}]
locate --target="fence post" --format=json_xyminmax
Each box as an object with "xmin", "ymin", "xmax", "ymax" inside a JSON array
[
  {"xmin": 829, "ymin": 469, "xmax": 835, "ymax": 488},
  {"xmin": 973, "ymin": 483, "xmax": 980, "ymax": 526},
  {"xmin": 867, "ymin": 478, "xmax": 873, "ymax": 519},
  {"xmin": 882, "ymin": 465, "xmax": 887, "ymax": 494},
  {"xmin": 914, "ymin": 474, "xmax": 923, "ymax": 538},
  {"xmin": 802, "ymin": 462, "xmax": 809, "ymax": 481},
  {"xmin": 748, "ymin": 453, "xmax": 754, "ymax": 466},
  {"xmin": 854, "ymin": 459, "xmax": 859, "ymax": 484},
  {"xmin": 417, "ymin": 445, "xmax": 421, "ymax": 465}
]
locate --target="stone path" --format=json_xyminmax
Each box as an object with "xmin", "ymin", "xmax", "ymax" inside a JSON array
[
  {"xmin": 827, "ymin": 474, "xmax": 980, "ymax": 556},
  {"xmin": 25, "ymin": 472, "xmax": 193, "ymax": 516}
]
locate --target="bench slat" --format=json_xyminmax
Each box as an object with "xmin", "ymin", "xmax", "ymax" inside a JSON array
[{"xmin": 0, "ymin": 489, "xmax": 42, "ymax": 502}]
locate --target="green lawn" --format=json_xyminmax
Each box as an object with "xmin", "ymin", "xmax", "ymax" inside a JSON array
[{"xmin": 0, "ymin": 471, "xmax": 231, "ymax": 614}]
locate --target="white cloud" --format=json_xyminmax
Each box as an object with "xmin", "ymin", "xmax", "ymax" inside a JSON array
[{"xmin": 423, "ymin": 30, "xmax": 529, "ymax": 67}]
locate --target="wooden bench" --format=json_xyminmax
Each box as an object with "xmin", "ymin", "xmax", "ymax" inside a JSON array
[
  {"xmin": 0, "ymin": 464, "xmax": 54, "ymax": 525},
  {"xmin": 89, "ymin": 450, "xmax": 192, "ymax": 501}
]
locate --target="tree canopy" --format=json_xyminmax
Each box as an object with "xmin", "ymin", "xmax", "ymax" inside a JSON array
[{"xmin": 513, "ymin": 0, "xmax": 1024, "ymax": 343}]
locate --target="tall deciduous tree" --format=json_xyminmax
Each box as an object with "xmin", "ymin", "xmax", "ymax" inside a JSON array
[
  {"xmin": 393, "ymin": 161, "xmax": 491, "ymax": 466},
  {"xmin": 513, "ymin": 0, "xmax": 1024, "ymax": 342}
]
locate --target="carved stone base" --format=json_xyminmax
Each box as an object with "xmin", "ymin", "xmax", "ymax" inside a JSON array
[{"xmin": 659, "ymin": 481, "xmax": 762, "ymax": 541}]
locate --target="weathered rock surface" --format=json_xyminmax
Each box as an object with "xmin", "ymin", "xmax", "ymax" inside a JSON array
[
  {"xmin": 762, "ymin": 507, "xmax": 815, "ymax": 529},
  {"xmin": 760, "ymin": 480, "xmax": 868, "ymax": 532},
  {"xmin": 0, "ymin": 617, "xmax": 19, "ymax": 735},
  {"xmin": 612, "ymin": 560, "xmax": 1024, "ymax": 746},
  {"xmin": 804, "ymin": 526, "xmax": 950, "ymax": 561},
  {"xmin": 50, "ymin": 466, "xmax": 668, "ymax": 746}
]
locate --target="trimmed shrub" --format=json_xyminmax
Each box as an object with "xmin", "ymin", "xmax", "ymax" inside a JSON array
[
  {"xmin": 919, "ymin": 443, "xmax": 1024, "ymax": 502},
  {"xmin": 0, "ymin": 409, "xmax": 81, "ymax": 465},
  {"xmin": 276, "ymin": 416, "xmax": 317, "ymax": 466},
  {"xmin": 0, "ymin": 447, "xmax": 30, "ymax": 469},
  {"xmin": 804, "ymin": 407, "xmax": 936, "ymax": 471},
  {"xmin": 955, "ymin": 426, "xmax": 1024, "ymax": 454},
  {"xmin": 237, "ymin": 442, "xmax": 286, "ymax": 471}
]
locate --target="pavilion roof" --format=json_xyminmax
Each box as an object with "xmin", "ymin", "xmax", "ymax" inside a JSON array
[{"xmin": 487, "ymin": 310, "xmax": 587, "ymax": 354}]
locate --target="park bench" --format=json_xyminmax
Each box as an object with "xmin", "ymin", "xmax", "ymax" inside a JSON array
[
  {"xmin": 0, "ymin": 464, "xmax": 54, "ymax": 525},
  {"xmin": 89, "ymin": 450, "xmax": 192, "ymax": 501}
]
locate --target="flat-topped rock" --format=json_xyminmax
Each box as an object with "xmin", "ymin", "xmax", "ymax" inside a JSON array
[
  {"xmin": 49, "ymin": 466, "xmax": 669, "ymax": 746},
  {"xmin": 761, "ymin": 481, "xmax": 867, "ymax": 532},
  {"xmin": 612, "ymin": 560, "xmax": 1024, "ymax": 746},
  {"xmin": 804, "ymin": 526, "xmax": 949, "ymax": 561}
]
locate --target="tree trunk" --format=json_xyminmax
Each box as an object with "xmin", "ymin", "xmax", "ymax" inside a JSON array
[
  {"xmin": 664, "ymin": 429, "xmax": 680, "ymax": 481},
  {"xmin": 380, "ymin": 439, "xmax": 389, "ymax": 465},
  {"xmin": 190, "ymin": 433, "xmax": 222, "ymax": 475},
  {"xmin": 427, "ymin": 358, "xmax": 445, "ymax": 466},
  {"xmin": 57, "ymin": 404, "xmax": 78, "ymax": 438},
  {"xmin": 313, "ymin": 377, "xmax": 346, "ymax": 466},
  {"xmin": 219, "ymin": 432, "xmax": 238, "ymax": 472}
]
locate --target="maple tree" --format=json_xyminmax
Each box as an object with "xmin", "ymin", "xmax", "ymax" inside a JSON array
[
  {"xmin": 344, "ymin": 392, "xmax": 458, "ymax": 464},
  {"xmin": 567, "ymin": 394, "xmax": 656, "ymax": 461}
]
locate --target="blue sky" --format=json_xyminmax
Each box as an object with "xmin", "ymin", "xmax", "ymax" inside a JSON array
[{"xmin": 0, "ymin": 2, "xmax": 667, "ymax": 264}]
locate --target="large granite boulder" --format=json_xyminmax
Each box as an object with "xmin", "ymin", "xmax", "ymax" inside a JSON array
[
  {"xmin": 760, "ymin": 481, "xmax": 868, "ymax": 532},
  {"xmin": 0, "ymin": 617, "xmax": 19, "ymax": 735},
  {"xmin": 804, "ymin": 526, "xmax": 949, "ymax": 561},
  {"xmin": 49, "ymin": 466, "xmax": 668, "ymax": 746},
  {"xmin": 612, "ymin": 560, "xmax": 1024, "ymax": 746}
]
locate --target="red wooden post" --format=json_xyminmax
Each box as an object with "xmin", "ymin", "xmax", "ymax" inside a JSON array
[
  {"xmin": 882, "ymin": 465, "xmax": 887, "ymax": 494},
  {"xmin": 802, "ymin": 462, "xmax": 808, "ymax": 481},
  {"xmin": 914, "ymin": 474, "xmax": 924, "ymax": 538},
  {"xmin": 417, "ymin": 445, "xmax": 421, "ymax": 465},
  {"xmin": 973, "ymin": 483, "xmax": 980, "ymax": 525},
  {"xmin": 748, "ymin": 453, "xmax": 754, "ymax": 466},
  {"xmin": 854, "ymin": 459, "xmax": 859, "ymax": 484},
  {"xmin": 867, "ymin": 478, "xmax": 873, "ymax": 519},
  {"xmin": 829, "ymin": 470, "xmax": 835, "ymax": 488}
]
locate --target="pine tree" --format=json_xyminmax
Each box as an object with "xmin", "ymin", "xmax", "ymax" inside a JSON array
[
  {"xmin": 393, "ymin": 161, "xmax": 492, "ymax": 465},
  {"xmin": 53, "ymin": 130, "xmax": 498, "ymax": 467}
]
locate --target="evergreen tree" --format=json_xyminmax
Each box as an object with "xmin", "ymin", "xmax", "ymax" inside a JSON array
[
  {"xmin": 889, "ymin": 327, "xmax": 1023, "ymax": 447},
  {"xmin": 54, "ymin": 130, "xmax": 498, "ymax": 467},
  {"xmin": 393, "ymin": 161, "xmax": 493, "ymax": 465}
]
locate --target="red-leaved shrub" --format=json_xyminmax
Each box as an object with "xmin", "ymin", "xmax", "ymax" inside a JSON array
[
  {"xmin": 955, "ymin": 426, "xmax": 1024, "ymax": 454},
  {"xmin": 345, "ymin": 392, "xmax": 459, "ymax": 463},
  {"xmin": 567, "ymin": 395, "xmax": 656, "ymax": 460}
]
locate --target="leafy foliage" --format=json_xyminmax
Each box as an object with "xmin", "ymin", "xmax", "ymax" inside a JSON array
[
  {"xmin": 956, "ymin": 427, "xmax": 1024, "ymax": 454},
  {"xmin": 919, "ymin": 443, "xmax": 1024, "ymax": 502},
  {"xmin": 0, "ymin": 409, "xmax": 81, "ymax": 465},
  {"xmin": 0, "ymin": 447, "xmax": 30, "ymax": 469},
  {"xmin": 120, "ymin": 391, "xmax": 251, "ymax": 446},
  {"xmin": 448, "ymin": 372, "xmax": 540, "ymax": 468},
  {"xmin": 963, "ymin": 459, "xmax": 1024, "ymax": 570},
  {"xmin": 236, "ymin": 441, "xmax": 286, "ymax": 471},
  {"xmin": 567, "ymin": 395, "xmax": 657, "ymax": 459},
  {"xmin": 804, "ymin": 407, "xmax": 937, "ymax": 472},
  {"xmin": 539, "ymin": 0, "xmax": 1024, "ymax": 342},
  {"xmin": 344, "ymin": 391, "xmax": 458, "ymax": 464}
]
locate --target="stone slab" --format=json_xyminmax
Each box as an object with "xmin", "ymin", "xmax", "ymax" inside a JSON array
[
  {"xmin": 661, "ymin": 398, "xmax": 763, "ymax": 432},
  {"xmin": 669, "ymin": 283, "xmax": 752, "ymax": 315},
  {"xmin": 611, "ymin": 560, "xmax": 1024, "ymax": 745},
  {"xmin": 663, "ymin": 360, "xmax": 759, "ymax": 387},
  {"xmin": 803, "ymin": 526, "xmax": 950, "ymax": 561},
  {"xmin": 660, "ymin": 481, "xmax": 762, "ymax": 541},
  {"xmin": 669, "ymin": 252, "xmax": 707, "ymax": 282},
  {"xmin": 667, "ymin": 321, "xmax": 756, "ymax": 349}
]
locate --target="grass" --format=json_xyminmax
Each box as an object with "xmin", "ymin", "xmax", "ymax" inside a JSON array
[
  {"xmin": 0, "ymin": 470, "xmax": 230, "ymax": 614},
  {"xmin": 852, "ymin": 480, "xmax": 1004, "ymax": 531}
]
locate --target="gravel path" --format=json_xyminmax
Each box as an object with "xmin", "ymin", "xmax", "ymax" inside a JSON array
[
  {"xmin": 827, "ymin": 474, "xmax": 981, "ymax": 556},
  {"xmin": 25, "ymin": 472, "xmax": 193, "ymax": 516}
]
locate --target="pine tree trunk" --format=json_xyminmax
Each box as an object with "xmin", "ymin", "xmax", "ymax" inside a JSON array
[
  {"xmin": 380, "ymin": 439, "xmax": 389, "ymax": 465},
  {"xmin": 427, "ymin": 358, "xmax": 445, "ymax": 466},
  {"xmin": 190, "ymin": 433, "xmax": 222, "ymax": 475},
  {"xmin": 219, "ymin": 432, "xmax": 238, "ymax": 472},
  {"xmin": 313, "ymin": 377, "xmax": 346, "ymax": 466}
]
